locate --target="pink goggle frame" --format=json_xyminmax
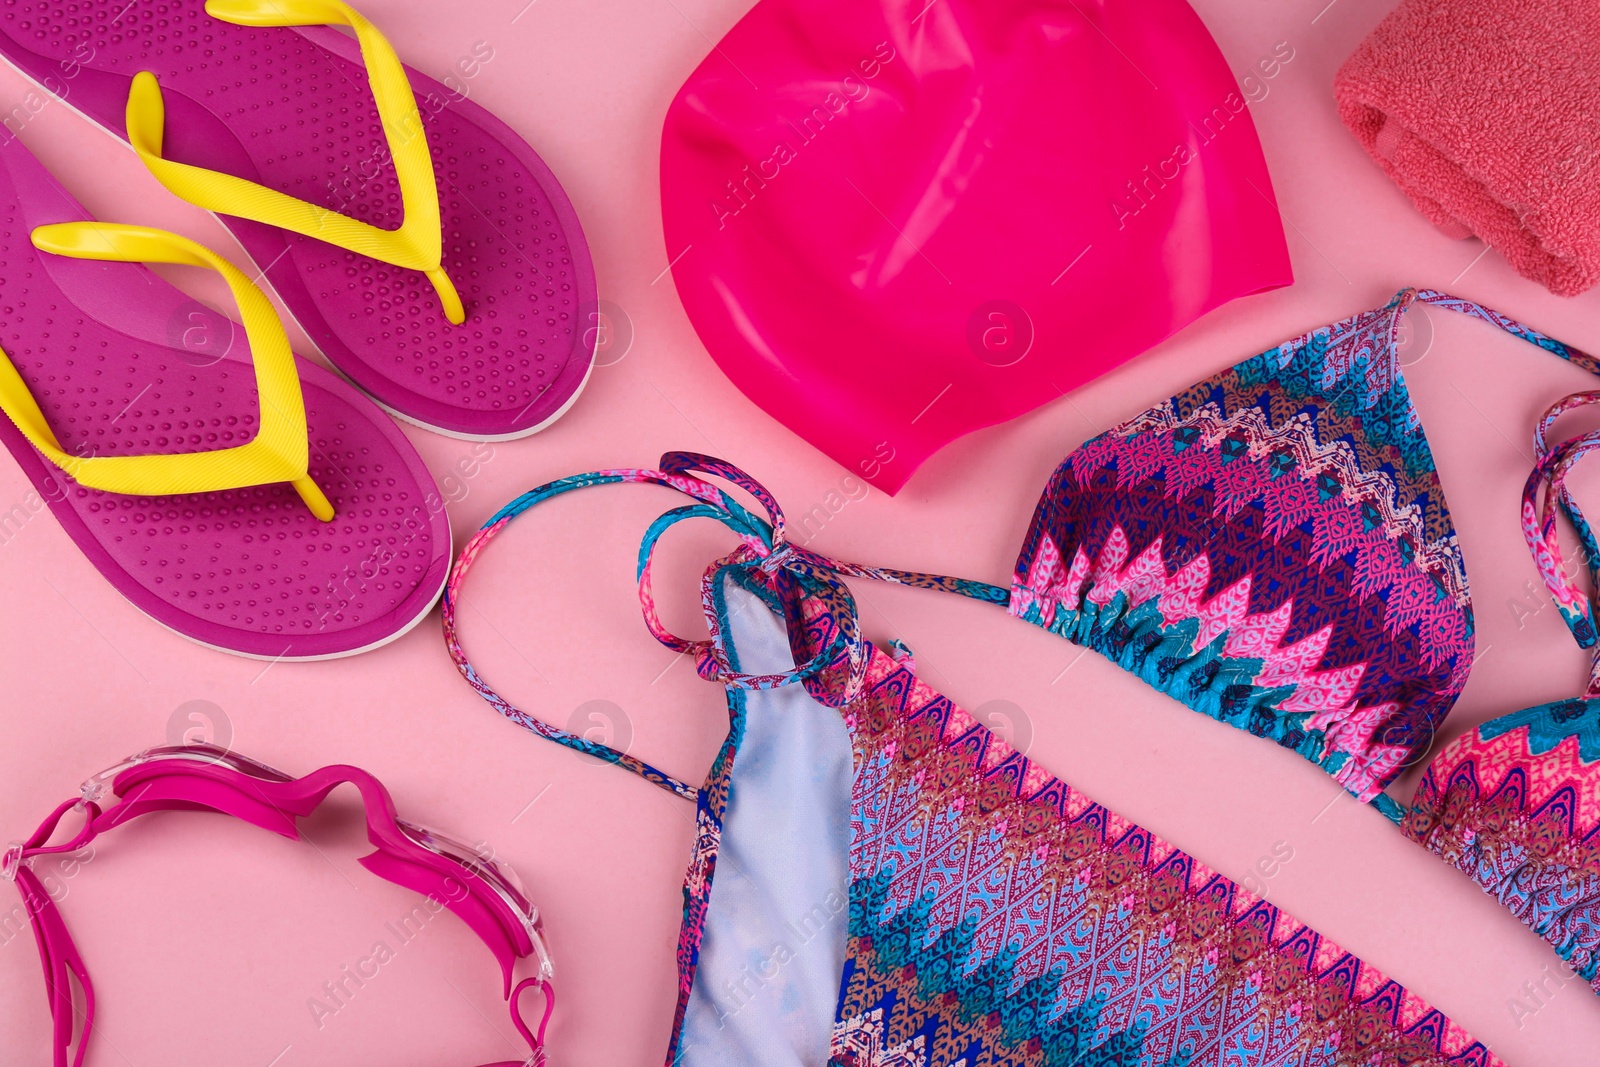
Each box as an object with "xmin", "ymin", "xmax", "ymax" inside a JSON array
[{"xmin": 2, "ymin": 744, "xmax": 555, "ymax": 1067}]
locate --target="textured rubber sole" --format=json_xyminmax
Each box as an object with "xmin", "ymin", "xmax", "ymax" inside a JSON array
[
  {"xmin": 348, "ymin": 334, "xmax": 596, "ymax": 444},
  {"xmin": 152, "ymin": 550, "xmax": 449, "ymax": 662}
]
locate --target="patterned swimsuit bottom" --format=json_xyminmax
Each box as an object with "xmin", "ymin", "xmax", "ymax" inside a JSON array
[{"xmin": 444, "ymin": 291, "xmax": 1600, "ymax": 1067}]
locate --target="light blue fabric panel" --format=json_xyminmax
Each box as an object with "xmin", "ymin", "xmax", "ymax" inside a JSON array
[{"xmin": 677, "ymin": 582, "xmax": 853, "ymax": 1067}]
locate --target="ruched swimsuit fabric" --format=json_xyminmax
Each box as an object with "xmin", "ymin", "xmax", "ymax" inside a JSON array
[{"xmin": 1405, "ymin": 697, "xmax": 1600, "ymax": 996}]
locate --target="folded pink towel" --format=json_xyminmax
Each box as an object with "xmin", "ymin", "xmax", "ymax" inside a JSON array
[{"xmin": 1335, "ymin": 0, "xmax": 1600, "ymax": 296}]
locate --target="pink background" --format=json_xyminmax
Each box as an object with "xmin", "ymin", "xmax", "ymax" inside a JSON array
[{"xmin": 2, "ymin": 0, "xmax": 1599, "ymax": 1064}]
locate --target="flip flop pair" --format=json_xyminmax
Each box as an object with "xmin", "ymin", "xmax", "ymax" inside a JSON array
[
  {"xmin": 1, "ymin": 0, "xmax": 597, "ymax": 439},
  {"xmin": 0, "ymin": 0, "xmax": 595, "ymax": 659}
]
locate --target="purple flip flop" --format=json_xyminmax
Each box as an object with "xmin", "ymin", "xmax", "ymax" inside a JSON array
[
  {"xmin": 0, "ymin": 0, "xmax": 597, "ymax": 440},
  {"xmin": 0, "ymin": 133, "xmax": 450, "ymax": 659}
]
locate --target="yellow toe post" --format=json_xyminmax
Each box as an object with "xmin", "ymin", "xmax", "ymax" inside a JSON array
[
  {"xmin": 292, "ymin": 476, "xmax": 336, "ymax": 521},
  {"xmin": 426, "ymin": 267, "xmax": 466, "ymax": 325},
  {"xmin": 2, "ymin": 222, "xmax": 337, "ymax": 522},
  {"xmin": 126, "ymin": 0, "xmax": 468, "ymax": 326}
]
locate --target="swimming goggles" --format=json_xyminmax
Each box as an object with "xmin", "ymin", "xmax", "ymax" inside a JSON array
[{"xmin": 3, "ymin": 743, "xmax": 554, "ymax": 1067}]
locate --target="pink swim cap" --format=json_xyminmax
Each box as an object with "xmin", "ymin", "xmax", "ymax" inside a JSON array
[{"xmin": 661, "ymin": 0, "xmax": 1292, "ymax": 492}]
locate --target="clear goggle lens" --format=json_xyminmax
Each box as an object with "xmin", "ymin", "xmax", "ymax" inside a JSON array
[
  {"xmin": 80, "ymin": 744, "xmax": 291, "ymax": 805},
  {"xmin": 397, "ymin": 819, "xmax": 552, "ymax": 978}
]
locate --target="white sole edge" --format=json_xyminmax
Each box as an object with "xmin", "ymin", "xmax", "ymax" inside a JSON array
[
  {"xmin": 351, "ymin": 344, "xmax": 595, "ymax": 443},
  {"xmin": 141, "ymin": 533, "xmax": 452, "ymax": 662}
]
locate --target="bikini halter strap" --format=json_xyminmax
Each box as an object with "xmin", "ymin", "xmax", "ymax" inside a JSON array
[
  {"xmin": 1409, "ymin": 289, "xmax": 1600, "ymax": 696},
  {"xmin": 1393, "ymin": 289, "xmax": 1600, "ymax": 696},
  {"xmin": 1403, "ymin": 289, "xmax": 1600, "ymax": 377},
  {"xmin": 1524, "ymin": 406, "xmax": 1600, "ymax": 697},
  {"xmin": 442, "ymin": 451, "xmax": 1007, "ymax": 799}
]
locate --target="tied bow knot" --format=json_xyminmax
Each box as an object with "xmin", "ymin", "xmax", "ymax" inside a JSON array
[
  {"xmin": 442, "ymin": 450, "xmax": 1013, "ymax": 801},
  {"xmin": 756, "ymin": 538, "xmax": 797, "ymax": 575},
  {"xmin": 636, "ymin": 452, "xmax": 877, "ymax": 703}
]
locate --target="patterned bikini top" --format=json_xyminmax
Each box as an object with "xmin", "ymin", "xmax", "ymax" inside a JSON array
[
  {"xmin": 1012, "ymin": 288, "xmax": 1598, "ymax": 806},
  {"xmin": 1009, "ymin": 288, "xmax": 1600, "ymax": 991}
]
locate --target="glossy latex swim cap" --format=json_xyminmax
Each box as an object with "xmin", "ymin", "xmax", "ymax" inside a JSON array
[{"xmin": 661, "ymin": 0, "xmax": 1292, "ymax": 492}]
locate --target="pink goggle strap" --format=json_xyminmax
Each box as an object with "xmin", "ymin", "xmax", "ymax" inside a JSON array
[
  {"xmin": 6, "ymin": 757, "xmax": 550, "ymax": 1067},
  {"xmin": 8, "ymin": 798, "xmax": 99, "ymax": 1067}
]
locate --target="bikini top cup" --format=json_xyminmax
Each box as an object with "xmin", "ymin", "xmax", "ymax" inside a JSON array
[{"xmin": 1011, "ymin": 288, "xmax": 1600, "ymax": 811}]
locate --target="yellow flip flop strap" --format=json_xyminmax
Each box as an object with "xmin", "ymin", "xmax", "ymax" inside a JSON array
[
  {"xmin": 0, "ymin": 223, "xmax": 334, "ymax": 521},
  {"xmin": 124, "ymin": 0, "xmax": 464, "ymax": 325}
]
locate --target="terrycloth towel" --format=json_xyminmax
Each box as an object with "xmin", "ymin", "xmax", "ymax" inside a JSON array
[{"xmin": 1335, "ymin": 0, "xmax": 1600, "ymax": 296}]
